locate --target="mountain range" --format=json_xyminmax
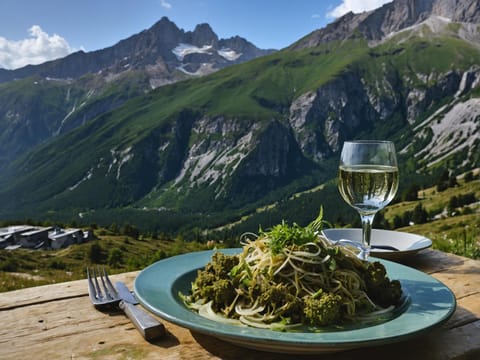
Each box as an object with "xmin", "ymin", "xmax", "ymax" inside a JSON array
[
  {"xmin": 0, "ymin": 17, "xmax": 272, "ymax": 171},
  {"xmin": 1, "ymin": 0, "xmax": 480, "ymax": 234}
]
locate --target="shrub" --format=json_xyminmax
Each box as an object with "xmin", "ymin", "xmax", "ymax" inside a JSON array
[
  {"xmin": 0, "ymin": 258, "xmax": 19, "ymax": 272},
  {"xmin": 87, "ymin": 242, "xmax": 106, "ymax": 263},
  {"xmin": 49, "ymin": 260, "xmax": 66, "ymax": 270},
  {"xmin": 107, "ymin": 248, "xmax": 124, "ymax": 267}
]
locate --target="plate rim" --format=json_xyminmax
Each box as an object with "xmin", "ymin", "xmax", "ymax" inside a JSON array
[{"xmin": 134, "ymin": 248, "xmax": 455, "ymax": 353}]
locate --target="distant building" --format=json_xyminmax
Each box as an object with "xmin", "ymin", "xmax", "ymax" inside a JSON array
[
  {"xmin": 0, "ymin": 225, "xmax": 93, "ymax": 250},
  {"xmin": 48, "ymin": 228, "xmax": 85, "ymax": 249},
  {"xmin": 0, "ymin": 234, "xmax": 15, "ymax": 249},
  {"xmin": 0, "ymin": 225, "xmax": 35, "ymax": 249},
  {"xmin": 19, "ymin": 227, "xmax": 53, "ymax": 249}
]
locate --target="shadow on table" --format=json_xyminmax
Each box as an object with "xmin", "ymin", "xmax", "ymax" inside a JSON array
[
  {"xmin": 148, "ymin": 328, "xmax": 180, "ymax": 348},
  {"xmin": 190, "ymin": 331, "xmax": 331, "ymax": 360},
  {"xmin": 101, "ymin": 310, "xmax": 181, "ymax": 348},
  {"xmin": 190, "ymin": 330, "xmax": 448, "ymax": 360}
]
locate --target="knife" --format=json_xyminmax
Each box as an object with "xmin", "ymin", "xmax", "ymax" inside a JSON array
[
  {"xmin": 371, "ymin": 244, "xmax": 400, "ymax": 251},
  {"xmin": 335, "ymin": 239, "xmax": 399, "ymax": 252},
  {"xmin": 115, "ymin": 281, "xmax": 165, "ymax": 340}
]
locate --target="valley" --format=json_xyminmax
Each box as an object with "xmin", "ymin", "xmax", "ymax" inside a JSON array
[{"xmin": 1, "ymin": 169, "xmax": 478, "ymax": 293}]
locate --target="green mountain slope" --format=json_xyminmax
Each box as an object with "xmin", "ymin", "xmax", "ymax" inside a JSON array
[
  {"xmin": 0, "ymin": 39, "xmax": 369, "ymax": 211},
  {"xmin": 1, "ymin": 19, "xmax": 480, "ymax": 236}
]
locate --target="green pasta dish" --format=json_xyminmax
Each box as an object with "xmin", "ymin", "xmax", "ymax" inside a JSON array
[{"xmin": 181, "ymin": 212, "xmax": 403, "ymax": 331}]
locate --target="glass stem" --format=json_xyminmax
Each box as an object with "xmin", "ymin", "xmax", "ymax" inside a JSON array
[{"xmin": 359, "ymin": 213, "xmax": 375, "ymax": 261}]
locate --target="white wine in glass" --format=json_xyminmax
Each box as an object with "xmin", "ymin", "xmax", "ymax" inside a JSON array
[{"xmin": 338, "ymin": 141, "xmax": 399, "ymax": 260}]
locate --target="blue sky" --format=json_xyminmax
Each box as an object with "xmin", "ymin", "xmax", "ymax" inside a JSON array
[{"xmin": 0, "ymin": 0, "xmax": 391, "ymax": 70}]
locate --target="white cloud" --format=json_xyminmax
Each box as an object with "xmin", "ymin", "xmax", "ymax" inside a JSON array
[
  {"xmin": 160, "ymin": 0, "xmax": 172, "ymax": 9},
  {"xmin": 0, "ymin": 25, "xmax": 75, "ymax": 70},
  {"xmin": 327, "ymin": 0, "xmax": 392, "ymax": 19}
]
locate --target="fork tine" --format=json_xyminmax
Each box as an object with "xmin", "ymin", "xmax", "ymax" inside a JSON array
[
  {"xmin": 86, "ymin": 268, "xmax": 97, "ymax": 302},
  {"xmin": 98, "ymin": 267, "xmax": 118, "ymax": 301},
  {"xmin": 92, "ymin": 267, "xmax": 105, "ymax": 300},
  {"xmin": 102, "ymin": 267, "xmax": 119, "ymax": 299}
]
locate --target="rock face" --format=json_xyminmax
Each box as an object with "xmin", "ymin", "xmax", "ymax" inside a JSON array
[
  {"xmin": 287, "ymin": 65, "xmax": 480, "ymax": 164},
  {"xmin": 293, "ymin": 0, "xmax": 480, "ymax": 48}
]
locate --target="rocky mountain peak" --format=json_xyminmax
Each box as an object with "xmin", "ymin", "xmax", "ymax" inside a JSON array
[
  {"xmin": 148, "ymin": 16, "xmax": 183, "ymax": 44},
  {"xmin": 155, "ymin": 16, "xmax": 179, "ymax": 29},
  {"xmin": 189, "ymin": 23, "xmax": 219, "ymax": 47},
  {"xmin": 293, "ymin": 0, "xmax": 480, "ymax": 49}
]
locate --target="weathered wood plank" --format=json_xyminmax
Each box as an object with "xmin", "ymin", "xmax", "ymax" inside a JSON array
[
  {"xmin": 0, "ymin": 271, "xmax": 138, "ymax": 309},
  {"xmin": 400, "ymin": 249, "xmax": 469, "ymax": 273}
]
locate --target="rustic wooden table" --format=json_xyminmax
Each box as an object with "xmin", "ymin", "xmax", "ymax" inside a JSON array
[{"xmin": 0, "ymin": 249, "xmax": 479, "ymax": 360}]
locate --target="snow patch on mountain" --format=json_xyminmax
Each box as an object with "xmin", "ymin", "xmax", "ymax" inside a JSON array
[
  {"xmin": 172, "ymin": 43, "xmax": 241, "ymax": 62},
  {"xmin": 55, "ymin": 104, "xmax": 77, "ymax": 136},
  {"xmin": 107, "ymin": 147, "xmax": 134, "ymax": 180},
  {"xmin": 176, "ymin": 63, "xmax": 216, "ymax": 76},
  {"xmin": 218, "ymin": 47, "xmax": 242, "ymax": 61},
  {"xmin": 69, "ymin": 167, "xmax": 94, "ymax": 191},
  {"xmin": 172, "ymin": 43, "xmax": 214, "ymax": 61}
]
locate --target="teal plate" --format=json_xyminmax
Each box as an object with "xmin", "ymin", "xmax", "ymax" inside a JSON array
[{"xmin": 134, "ymin": 249, "xmax": 456, "ymax": 354}]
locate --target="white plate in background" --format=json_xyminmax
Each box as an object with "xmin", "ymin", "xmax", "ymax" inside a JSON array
[{"xmin": 322, "ymin": 228, "xmax": 432, "ymax": 260}]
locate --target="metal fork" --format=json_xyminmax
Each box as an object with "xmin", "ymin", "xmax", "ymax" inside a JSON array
[
  {"xmin": 87, "ymin": 267, "xmax": 121, "ymax": 308},
  {"xmin": 86, "ymin": 267, "xmax": 165, "ymax": 340}
]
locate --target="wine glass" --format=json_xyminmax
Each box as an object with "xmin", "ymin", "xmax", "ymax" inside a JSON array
[{"xmin": 337, "ymin": 140, "xmax": 399, "ymax": 260}]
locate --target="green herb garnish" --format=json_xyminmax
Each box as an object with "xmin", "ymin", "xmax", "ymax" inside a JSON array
[{"xmin": 261, "ymin": 207, "xmax": 326, "ymax": 255}]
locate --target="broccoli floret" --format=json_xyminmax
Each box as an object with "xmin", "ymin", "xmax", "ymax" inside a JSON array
[
  {"xmin": 190, "ymin": 253, "xmax": 239, "ymax": 304},
  {"xmin": 201, "ymin": 279, "xmax": 236, "ymax": 311},
  {"xmin": 303, "ymin": 292, "xmax": 342, "ymax": 327},
  {"xmin": 259, "ymin": 283, "xmax": 290, "ymax": 308},
  {"xmin": 204, "ymin": 252, "xmax": 239, "ymax": 278},
  {"xmin": 257, "ymin": 283, "xmax": 303, "ymax": 323},
  {"xmin": 194, "ymin": 269, "xmax": 216, "ymax": 288},
  {"xmin": 365, "ymin": 261, "xmax": 387, "ymax": 286},
  {"xmin": 211, "ymin": 279, "xmax": 236, "ymax": 307},
  {"xmin": 387, "ymin": 279, "xmax": 402, "ymax": 302},
  {"xmin": 364, "ymin": 261, "xmax": 403, "ymax": 307}
]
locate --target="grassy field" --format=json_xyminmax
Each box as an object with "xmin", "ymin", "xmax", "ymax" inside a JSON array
[
  {"xmin": 0, "ymin": 231, "xmax": 214, "ymax": 293},
  {"xmin": 397, "ymin": 212, "xmax": 480, "ymax": 257},
  {"xmin": 384, "ymin": 173, "xmax": 480, "ymax": 259}
]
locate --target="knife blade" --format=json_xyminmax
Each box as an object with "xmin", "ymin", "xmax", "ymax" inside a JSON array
[
  {"xmin": 335, "ymin": 238, "xmax": 399, "ymax": 252},
  {"xmin": 371, "ymin": 244, "xmax": 400, "ymax": 251},
  {"xmin": 116, "ymin": 281, "xmax": 139, "ymax": 303},
  {"xmin": 115, "ymin": 281, "xmax": 165, "ymax": 340}
]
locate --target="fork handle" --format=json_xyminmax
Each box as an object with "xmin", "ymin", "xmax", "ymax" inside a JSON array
[{"xmin": 119, "ymin": 300, "xmax": 165, "ymax": 340}]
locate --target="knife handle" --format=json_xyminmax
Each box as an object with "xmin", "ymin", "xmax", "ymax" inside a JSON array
[{"xmin": 119, "ymin": 300, "xmax": 165, "ymax": 340}]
